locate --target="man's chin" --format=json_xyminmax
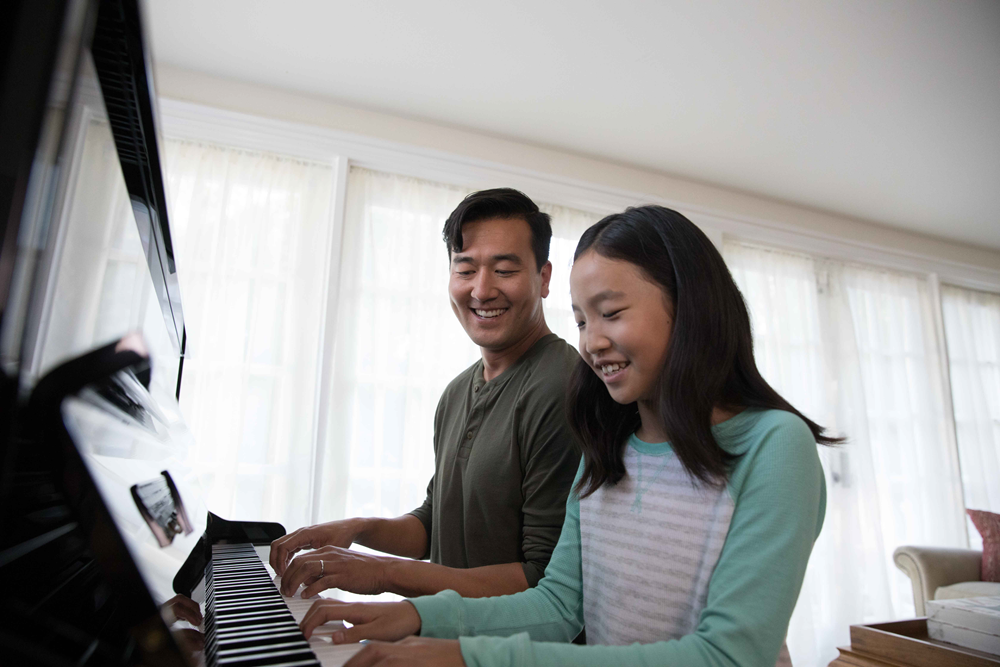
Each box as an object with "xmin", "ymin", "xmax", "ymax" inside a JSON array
[
  {"xmin": 462, "ymin": 323, "xmax": 514, "ymax": 350},
  {"xmin": 468, "ymin": 332, "xmax": 510, "ymax": 350}
]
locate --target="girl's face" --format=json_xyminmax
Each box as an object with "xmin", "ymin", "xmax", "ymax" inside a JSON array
[{"xmin": 570, "ymin": 250, "xmax": 674, "ymax": 407}]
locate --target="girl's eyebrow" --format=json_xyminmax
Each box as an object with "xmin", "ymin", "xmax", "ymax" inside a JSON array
[
  {"xmin": 571, "ymin": 289, "xmax": 626, "ymax": 313},
  {"xmin": 589, "ymin": 290, "xmax": 625, "ymax": 306}
]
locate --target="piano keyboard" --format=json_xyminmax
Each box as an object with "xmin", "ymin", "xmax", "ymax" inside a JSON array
[{"xmin": 205, "ymin": 544, "xmax": 362, "ymax": 667}]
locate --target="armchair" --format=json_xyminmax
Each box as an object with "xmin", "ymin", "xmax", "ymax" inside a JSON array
[{"xmin": 893, "ymin": 546, "xmax": 1000, "ymax": 615}]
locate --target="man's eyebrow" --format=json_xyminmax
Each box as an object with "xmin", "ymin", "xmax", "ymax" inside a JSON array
[
  {"xmin": 491, "ymin": 253, "xmax": 523, "ymax": 265},
  {"xmin": 451, "ymin": 253, "xmax": 524, "ymax": 266}
]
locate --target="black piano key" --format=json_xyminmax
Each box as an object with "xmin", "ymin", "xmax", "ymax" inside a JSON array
[{"xmin": 202, "ymin": 544, "xmax": 320, "ymax": 667}]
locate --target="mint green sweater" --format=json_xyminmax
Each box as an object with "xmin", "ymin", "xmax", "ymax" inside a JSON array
[{"xmin": 410, "ymin": 409, "xmax": 826, "ymax": 667}]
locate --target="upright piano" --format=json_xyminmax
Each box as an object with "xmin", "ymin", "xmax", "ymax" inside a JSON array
[{"xmin": 0, "ymin": 2, "xmax": 360, "ymax": 665}]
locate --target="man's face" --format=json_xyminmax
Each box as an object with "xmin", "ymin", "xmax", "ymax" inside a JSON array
[{"xmin": 448, "ymin": 217, "xmax": 552, "ymax": 352}]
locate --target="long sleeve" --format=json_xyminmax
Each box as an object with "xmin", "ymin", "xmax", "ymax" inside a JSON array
[
  {"xmin": 406, "ymin": 394, "xmax": 446, "ymax": 560},
  {"xmin": 411, "ymin": 411, "xmax": 825, "ymax": 667},
  {"xmin": 411, "ymin": 466, "xmax": 585, "ymax": 642},
  {"xmin": 515, "ymin": 367, "xmax": 582, "ymax": 586}
]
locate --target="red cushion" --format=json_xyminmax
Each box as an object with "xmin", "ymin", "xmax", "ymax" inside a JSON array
[{"xmin": 968, "ymin": 509, "xmax": 1000, "ymax": 583}]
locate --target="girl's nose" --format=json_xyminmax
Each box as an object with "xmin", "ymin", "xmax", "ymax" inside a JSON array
[{"xmin": 582, "ymin": 327, "xmax": 610, "ymax": 355}]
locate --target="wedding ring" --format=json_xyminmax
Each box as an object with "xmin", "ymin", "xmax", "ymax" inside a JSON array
[{"xmin": 319, "ymin": 560, "xmax": 325, "ymax": 577}]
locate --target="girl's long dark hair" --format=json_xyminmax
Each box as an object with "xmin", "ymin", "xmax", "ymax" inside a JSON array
[{"xmin": 569, "ymin": 206, "xmax": 841, "ymax": 498}]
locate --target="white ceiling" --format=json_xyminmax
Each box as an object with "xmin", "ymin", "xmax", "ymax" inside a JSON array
[{"xmin": 147, "ymin": 0, "xmax": 1000, "ymax": 250}]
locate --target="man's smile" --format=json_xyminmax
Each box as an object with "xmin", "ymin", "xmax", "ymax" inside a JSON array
[{"xmin": 472, "ymin": 307, "xmax": 509, "ymax": 319}]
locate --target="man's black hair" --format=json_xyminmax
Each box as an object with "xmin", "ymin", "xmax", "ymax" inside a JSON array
[{"xmin": 442, "ymin": 188, "xmax": 551, "ymax": 271}]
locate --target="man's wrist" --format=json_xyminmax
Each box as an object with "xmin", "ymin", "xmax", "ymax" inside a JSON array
[
  {"xmin": 381, "ymin": 555, "xmax": 414, "ymax": 595},
  {"xmin": 348, "ymin": 516, "xmax": 377, "ymax": 546}
]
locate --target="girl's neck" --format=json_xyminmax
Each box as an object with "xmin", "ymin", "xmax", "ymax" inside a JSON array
[{"xmin": 635, "ymin": 401, "xmax": 742, "ymax": 443}]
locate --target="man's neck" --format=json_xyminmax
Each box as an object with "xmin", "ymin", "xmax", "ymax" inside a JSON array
[{"xmin": 480, "ymin": 320, "xmax": 552, "ymax": 382}]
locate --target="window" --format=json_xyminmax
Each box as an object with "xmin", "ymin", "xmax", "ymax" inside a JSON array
[{"xmin": 726, "ymin": 241, "xmax": 968, "ymax": 665}]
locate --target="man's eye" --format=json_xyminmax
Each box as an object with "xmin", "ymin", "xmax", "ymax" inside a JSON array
[
  {"xmin": 457, "ymin": 270, "xmax": 475, "ymax": 276},
  {"xmin": 496, "ymin": 270, "xmax": 516, "ymax": 276}
]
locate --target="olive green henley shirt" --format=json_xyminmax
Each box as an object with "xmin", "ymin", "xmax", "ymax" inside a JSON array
[{"xmin": 409, "ymin": 333, "xmax": 582, "ymax": 587}]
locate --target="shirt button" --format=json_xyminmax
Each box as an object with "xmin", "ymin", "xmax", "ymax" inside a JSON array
[
  {"xmin": 474, "ymin": 386, "xmax": 479, "ymax": 392},
  {"xmin": 466, "ymin": 431, "xmax": 473, "ymax": 439}
]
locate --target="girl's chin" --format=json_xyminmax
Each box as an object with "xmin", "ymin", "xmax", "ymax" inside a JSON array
[{"xmin": 603, "ymin": 383, "xmax": 637, "ymax": 405}]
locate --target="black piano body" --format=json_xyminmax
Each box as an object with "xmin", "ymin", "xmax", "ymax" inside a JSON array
[{"xmin": 0, "ymin": 2, "xmax": 323, "ymax": 665}]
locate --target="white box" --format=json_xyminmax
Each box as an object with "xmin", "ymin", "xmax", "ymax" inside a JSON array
[{"xmin": 927, "ymin": 596, "xmax": 1000, "ymax": 656}]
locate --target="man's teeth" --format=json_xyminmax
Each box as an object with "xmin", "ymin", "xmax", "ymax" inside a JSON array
[
  {"xmin": 601, "ymin": 362, "xmax": 629, "ymax": 374},
  {"xmin": 475, "ymin": 309, "xmax": 506, "ymax": 318}
]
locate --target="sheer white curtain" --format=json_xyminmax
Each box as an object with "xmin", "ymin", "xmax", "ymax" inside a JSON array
[
  {"xmin": 941, "ymin": 285, "xmax": 1000, "ymax": 549},
  {"xmin": 541, "ymin": 203, "xmax": 602, "ymax": 347},
  {"xmin": 313, "ymin": 168, "xmax": 599, "ymax": 527},
  {"xmin": 725, "ymin": 242, "xmax": 967, "ymax": 667},
  {"xmin": 164, "ymin": 139, "xmax": 335, "ymax": 530}
]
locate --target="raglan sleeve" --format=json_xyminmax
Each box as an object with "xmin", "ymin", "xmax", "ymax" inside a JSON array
[{"xmin": 420, "ymin": 413, "xmax": 826, "ymax": 667}]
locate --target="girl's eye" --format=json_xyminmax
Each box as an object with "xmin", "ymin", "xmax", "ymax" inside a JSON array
[
  {"xmin": 575, "ymin": 320, "xmax": 585, "ymax": 329},
  {"xmin": 602, "ymin": 309, "xmax": 622, "ymax": 319}
]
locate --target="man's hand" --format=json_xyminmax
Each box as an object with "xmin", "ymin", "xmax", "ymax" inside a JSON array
[
  {"xmin": 270, "ymin": 519, "xmax": 363, "ymax": 576},
  {"xmin": 299, "ymin": 599, "xmax": 421, "ymax": 642},
  {"xmin": 344, "ymin": 637, "xmax": 464, "ymax": 667},
  {"xmin": 279, "ymin": 545, "xmax": 391, "ymax": 597}
]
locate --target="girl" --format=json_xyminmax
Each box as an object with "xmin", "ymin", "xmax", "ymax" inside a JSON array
[{"xmin": 300, "ymin": 206, "xmax": 837, "ymax": 667}]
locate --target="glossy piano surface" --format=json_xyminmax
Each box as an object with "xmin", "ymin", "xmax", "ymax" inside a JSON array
[
  {"xmin": 0, "ymin": 2, "xmax": 367, "ymax": 664},
  {"xmin": 0, "ymin": 1, "xmax": 186, "ymax": 663}
]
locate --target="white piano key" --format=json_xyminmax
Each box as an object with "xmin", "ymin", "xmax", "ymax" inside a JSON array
[{"xmin": 251, "ymin": 545, "xmax": 363, "ymax": 667}]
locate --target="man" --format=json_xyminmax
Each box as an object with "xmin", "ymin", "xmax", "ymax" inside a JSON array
[{"xmin": 271, "ymin": 188, "xmax": 581, "ymax": 600}]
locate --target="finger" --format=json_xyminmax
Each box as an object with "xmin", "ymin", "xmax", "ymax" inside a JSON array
[
  {"xmin": 279, "ymin": 555, "xmax": 307, "ymax": 595},
  {"xmin": 343, "ymin": 643, "xmax": 389, "ymax": 667},
  {"xmin": 281, "ymin": 557, "xmax": 322, "ymax": 596},
  {"xmin": 300, "ymin": 599, "xmax": 348, "ymax": 639},
  {"xmin": 270, "ymin": 529, "xmax": 308, "ymax": 574},
  {"xmin": 163, "ymin": 595, "xmax": 203, "ymax": 626},
  {"xmin": 300, "ymin": 574, "xmax": 335, "ymax": 599},
  {"xmin": 300, "ymin": 600, "xmax": 385, "ymax": 642},
  {"xmin": 332, "ymin": 621, "xmax": 384, "ymax": 645},
  {"xmin": 174, "ymin": 598, "xmax": 203, "ymax": 625},
  {"xmin": 178, "ymin": 596, "xmax": 203, "ymax": 622}
]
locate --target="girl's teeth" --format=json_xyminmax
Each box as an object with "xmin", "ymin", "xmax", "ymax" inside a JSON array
[{"xmin": 601, "ymin": 362, "xmax": 629, "ymax": 374}]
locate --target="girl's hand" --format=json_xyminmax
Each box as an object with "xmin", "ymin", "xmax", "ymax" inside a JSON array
[
  {"xmin": 300, "ymin": 599, "xmax": 421, "ymax": 642},
  {"xmin": 344, "ymin": 637, "xmax": 464, "ymax": 667}
]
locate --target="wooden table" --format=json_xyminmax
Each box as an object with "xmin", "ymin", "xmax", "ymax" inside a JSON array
[{"xmin": 828, "ymin": 618, "xmax": 1000, "ymax": 667}]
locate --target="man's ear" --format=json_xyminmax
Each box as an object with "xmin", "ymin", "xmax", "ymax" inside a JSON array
[{"xmin": 539, "ymin": 261, "xmax": 553, "ymax": 299}]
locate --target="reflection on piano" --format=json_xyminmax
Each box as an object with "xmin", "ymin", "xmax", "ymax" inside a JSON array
[{"xmin": 18, "ymin": 332, "xmax": 366, "ymax": 667}]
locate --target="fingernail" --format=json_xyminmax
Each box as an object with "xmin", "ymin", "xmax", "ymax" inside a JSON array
[{"xmin": 333, "ymin": 631, "xmax": 344, "ymax": 644}]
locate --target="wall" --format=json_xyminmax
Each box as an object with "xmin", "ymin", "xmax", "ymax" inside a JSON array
[{"xmin": 155, "ymin": 65, "xmax": 1000, "ymax": 280}]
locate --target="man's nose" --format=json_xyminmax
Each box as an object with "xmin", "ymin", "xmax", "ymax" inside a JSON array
[{"xmin": 470, "ymin": 271, "xmax": 498, "ymax": 302}]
